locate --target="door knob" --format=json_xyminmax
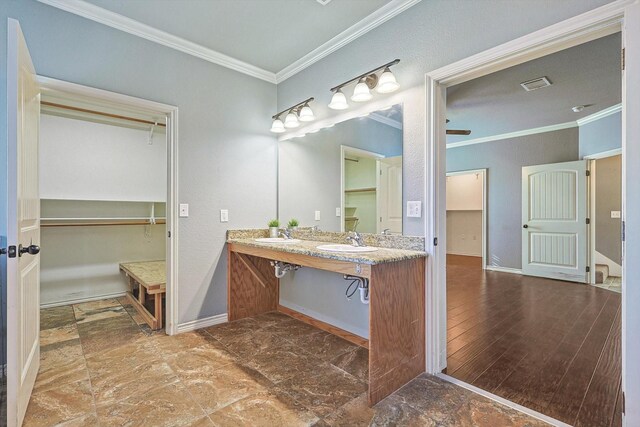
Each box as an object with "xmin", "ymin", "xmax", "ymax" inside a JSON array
[
  {"xmin": 19, "ymin": 244, "xmax": 40, "ymax": 256},
  {"xmin": 523, "ymin": 224, "xmax": 529, "ymax": 229}
]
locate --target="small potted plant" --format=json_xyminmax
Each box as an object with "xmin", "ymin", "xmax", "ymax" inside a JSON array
[
  {"xmin": 287, "ymin": 218, "xmax": 299, "ymax": 230},
  {"xmin": 268, "ymin": 219, "xmax": 280, "ymax": 238}
]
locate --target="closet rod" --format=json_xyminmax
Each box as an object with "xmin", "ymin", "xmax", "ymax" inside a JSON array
[
  {"xmin": 41, "ymin": 101, "xmax": 166, "ymax": 127},
  {"xmin": 41, "ymin": 220, "xmax": 166, "ymax": 228}
]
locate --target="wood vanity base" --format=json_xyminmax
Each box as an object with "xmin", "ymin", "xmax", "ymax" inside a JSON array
[{"xmin": 227, "ymin": 242, "xmax": 425, "ymax": 406}]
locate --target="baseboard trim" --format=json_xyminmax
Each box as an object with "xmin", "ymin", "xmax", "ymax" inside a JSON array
[
  {"xmin": 176, "ymin": 313, "xmax": 228, "ymax": 334},
  {"xmin": 437, "ymin": 374, "xmax": 571, "ymax": 427},
  {"xmin": 40, "ymin": 291, "xmax": 127, "ymax": 308},
  {"xmin": 485, "ymin": 266, "xmax": 523, "ymax": 275},
  {"xmin": 277, "ymin": 305, "xmax": 369, "ymax": 349}
]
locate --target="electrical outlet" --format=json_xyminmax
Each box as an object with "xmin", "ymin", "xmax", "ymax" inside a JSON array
[
  {"xmin": 336, "ymin": 207, "xmax": 341, "ymax": 217},
  {"xmin": 179, "ymin": 204, "xmax": 189, "ymax": 217},
  {"xmin": 611, "ymin": 210, "xmax": 621, "ymax": 219},
  {"xmin": 407, "ymin": 201, "xmax": 422, "ymax": 218},
  {"xmin": 315, "ymin": 210, "xmax": 321, "ymax": 221},
  {"xmin": 220, "ymin": 209, "xmax": 229, "ymax": 222}
]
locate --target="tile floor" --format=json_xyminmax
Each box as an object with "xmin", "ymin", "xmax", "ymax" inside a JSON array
[
  {"xmin": 25, "ymin": 297, "xmax": 549, "ymax": 426},
  {"xmin": 593, "ymin": 276, "xmax": 622, "ymax": 293}
]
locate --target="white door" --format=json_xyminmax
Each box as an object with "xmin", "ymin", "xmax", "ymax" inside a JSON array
[
  {"xmin": 6, "ymin": 19, "xmax": 41, "ymax": 427},
  {"xmin": 522, "ymin": 160, "xmax": 588, "ymax": 283},
  {"xmin": 377, "ymin": 156, "xmax": 402, "ymax": 233}
]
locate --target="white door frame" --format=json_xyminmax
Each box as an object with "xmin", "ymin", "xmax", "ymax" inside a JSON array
[
  {"xmin": 425, "ymin": 0, "xmax": 638, "ymax": 423},
  {"xmin": 445, "ymin": 169, "xmax": 487, "ymax": 269},
  {"xmin": 585, "ymin": 148, "xmax": 623, "ymax": 284},
  {"xmin": 340, "ymin": 145, "xmax": 384, "ymax": 232},
  {"xmin": 36, "ymin": 76, "xmax": 181, "ymax": 336}
]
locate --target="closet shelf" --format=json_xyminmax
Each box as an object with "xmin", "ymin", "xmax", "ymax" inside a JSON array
[
  {"xmin": 41, "ymin": 217, "xmax": 166, "ymax": 227},
  {"xmin": 345, "ymin": 187, "xmax": 376, "ymax": 193}
]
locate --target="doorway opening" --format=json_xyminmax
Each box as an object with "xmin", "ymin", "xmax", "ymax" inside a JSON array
[{"xmin": 429, "ymin": 20, "xmax": 625, "ymax": 426}]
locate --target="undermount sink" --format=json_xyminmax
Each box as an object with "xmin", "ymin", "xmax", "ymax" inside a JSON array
[
  {"xmin": 255, "ymin": 238, "xmax": 301, "ymax": 244},
  {"xmin": 316, "ymin": 244, "xmax": 378, "ymax": 253}
]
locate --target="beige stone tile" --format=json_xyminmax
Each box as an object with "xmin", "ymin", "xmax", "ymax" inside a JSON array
[
  {"xmin": 188, "ymin": 415, "xmax": 215, "ymax": 426},
  {"xmin": 244, "ymin": 339, "xmax": 324, "ymax": 384},
  {"xmin": 276, "ymin": 364, "xmax": 367, "ymax": 417},
  {"xmin": 92, "ymin": 362, "xmax": 179, "ymax": 407},
  {"xmin": 322, "ymin": 393, "xmax": 375, "ymax": 427},
  {"xmin": 175, "ymin": 362, "xmax": 272, "ymax": 414},
  {"xmin": 153, "ymin": 330, "xmax": 222, "ymax": 355},
  {"xmin": 263, "ymin": 318, "xmax": 325, "ymax": 339},
  {"xmin": 74, "ymin": 304, "xmax": 127, "ymax": 324},
  {"xmin": 22, "ymin": 380, "xmax": 95, "ymax": 427},
  {"xmin": 85, "ymin": 336, "xmax": 160, "ymax": 383},
  {"xmin": 56, "ymin": 412, "xmax": 99, "ymax": 426},
  {"xmin": 164, "ymin": 343, "xmax": 238, "ymax": 378},
  {"xmin": 96, "ymin": 382, "xmax": 205, "ymax": 427},
  {"xmin": 330, "ymin": 347, "xmax": 369, "ymax": 383},
  {"xmin": 77, "ymin": 315, "xmax": 145, "ymax": 356},
  {"xmin": 40, "ymin": 324, "xmax": 79, "ymax": 347},
  {"xmin": 371, "ymin": 394, "xmax": 438, "ymax": 427},
  {"xmin": 73, "ymin": 298, "xmax": 121, "ymax": 313},
  {"xmin": 251, "ymin": 311, "xmax": 295, "ymax": 328},
  {"xmin": 40, "ymin": 306, "xmax": 75, "ymax": 331},
  {"xmin": 34, "ymin": 342, "xmax": 89, "ymax": 393},
  {"xmin": 204, "ymin": 318, "xmax": 262, "ymax": 343},
  {"xmin": 208, "ymin": 391, "xmax": 318, "ymax": 427},
  {"xmin": 288, "ymin": 331, "xmax": 359, "ymax": 362},
  {"xmin": 217, "ymin": 328, "xmax": 289, "ymax": 359}
]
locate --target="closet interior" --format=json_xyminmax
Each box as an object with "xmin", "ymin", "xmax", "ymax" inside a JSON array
[{"xmin": 39, "ymin": 88, "xmax": 168, "ymax": 331}]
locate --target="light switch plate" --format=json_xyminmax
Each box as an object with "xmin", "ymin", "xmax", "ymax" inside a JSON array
[
  {"xmin": 407, "ymin": 201, "xmax": 422, "ymax": 218},
  {"xmin": 611, "ymin": 210, "xmax": 621, "ymax": 219},
  {"xmin": 220, "ymin": 209, "xmax": 229, "ymax": 222},
  {"xmin": 179, "ymin": 203, "xmax": 189, "ymax": 217},
  {"xmin": 315, "ymin": 210, "xmax": 321, "ymax": 221},
  {"xmin": 336, "ymin": 207, "xmax": 341, "ymax": 217}
]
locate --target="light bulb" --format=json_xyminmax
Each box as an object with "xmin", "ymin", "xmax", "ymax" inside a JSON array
[
  {"xmin": 270, "ymin": 118, "xmax": 285, "ymax": 133},
  {"xmin": 284, "ymin": 111, "xmax": 300, "ymax": 128},
  {"xmin": 328, "ymin": 89, "xmax": 349, "ymax": 110},
  {"xmin": 298, "ymin": 105, "xmax": 315, "ymax": 122},
  {"xmin": 376, "ymin": 67, "xmax": 399, "ymax": 94},
  {"xmin": 351, "ymin": 79, "xmax": 372, "ymax": 102}
]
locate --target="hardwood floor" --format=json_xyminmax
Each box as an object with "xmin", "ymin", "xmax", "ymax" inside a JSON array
[{"xmin": 446, "ymin": 254, "xmax": 622, "ymax": 426}]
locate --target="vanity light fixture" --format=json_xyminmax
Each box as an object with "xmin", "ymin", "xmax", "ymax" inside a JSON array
[
  {"xmin": 329, "ymin": 59, "xmax": 400, "ymax": 109},
  {"xmin": 270, "ymin": 97, "xmax": 315, "ymax": 133},
  {"xmin": 328, "ymin": 89, "xmax": 349, "ymax": 110}
]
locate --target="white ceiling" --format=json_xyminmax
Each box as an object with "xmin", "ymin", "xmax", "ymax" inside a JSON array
[
  {"xmin": 446, "ymin": 33, "xmax": 622, "ymax": 144},
  {"xmin": 78, "ymin": 0, "xmax": 392, "ymax": 74}
]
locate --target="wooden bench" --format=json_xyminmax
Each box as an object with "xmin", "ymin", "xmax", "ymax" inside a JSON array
[{"xmin": 119, "ymin": 260, "xmax": 166, "ymax": 330}]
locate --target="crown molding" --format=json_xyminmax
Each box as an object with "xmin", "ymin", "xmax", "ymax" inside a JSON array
[
  {"xmin": 37, "ymin": 0, "xmax": 277, "ymax": 83},
  {"xmin": 446, "ymin": 121, "xmax": 577, "ymax": 149},
  {"xmin": 275, "ymin": 0, "xmax": 422, "ymax": 82},
  {"xmin": 576, "ymin": 103, "xmax": 622, "ymax": 126},
  {"xmin": 368, "ymin": 112, "xmax": 402, "ymax": 129}
]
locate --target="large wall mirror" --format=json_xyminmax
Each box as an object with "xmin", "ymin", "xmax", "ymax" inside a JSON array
[{"xmin": 279, "ymin": 104, "xmax": 403, "ymax": 234}]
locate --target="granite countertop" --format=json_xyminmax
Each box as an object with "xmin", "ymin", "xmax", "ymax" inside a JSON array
[{"xmin": 227, "ymin": 237, "xmax": 427, "ymax": 265}]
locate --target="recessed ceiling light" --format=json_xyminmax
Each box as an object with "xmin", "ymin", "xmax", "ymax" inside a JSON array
[
  {"xmin": 572, "ymin": 105, "xmax": 585, "ymax": 113},
  {"xmin": 316, "ymin": 0, "xmax": 332, "ymax": 5},
  {"xmin": 520, "ymin": 76, "xmax": 552, "ymax": 91}
]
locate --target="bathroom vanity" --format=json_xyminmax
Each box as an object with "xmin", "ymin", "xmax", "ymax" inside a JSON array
[{"xmin": 226, "ymin": 230, "xmax": 426, "ymax": 405}]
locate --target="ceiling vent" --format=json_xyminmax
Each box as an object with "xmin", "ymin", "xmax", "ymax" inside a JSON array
[{"xmin": 520, "ymin": 76, "xmax": 552, "ymax": 92}]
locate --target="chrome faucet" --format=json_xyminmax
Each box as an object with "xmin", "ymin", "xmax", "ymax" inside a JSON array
[
  {"xmin": 382, "ymin": 229, "xmax": 391, "ymax": 235},
  {"xmin": 346, "ymin": 231, "xmax": 365, "ymax": 247},
  {"xmin": 279, "ymin": 228, "xmax": 292, "ymax": 239}
]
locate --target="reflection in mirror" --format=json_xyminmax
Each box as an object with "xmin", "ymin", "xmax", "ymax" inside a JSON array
[{"xmin": 278, "ymin": 104, "xmax": 403, "ymax": 234}]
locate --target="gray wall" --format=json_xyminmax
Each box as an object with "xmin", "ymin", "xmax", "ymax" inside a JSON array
[
  {"xmin": 579, "ymin": 111, "xmax": 622, "ymax": 157},
  {"xmin": 447, "ymin": 128, "xmax": 580, "ymax": 270},
  {"xmin": 596, "ymin": 155, "xmax": 622, "ymax": 265},
  {"xmin": 279, "ymin": 117, "xmax": 402, "ymax": 231},
  {"xmin": 275, "ymin": 0, "xmax": 609, "ymax": 337},
  {"xmin": 276, "ymin": 0, "xmax": 612, "ymax": 237},
  {"xmin": 0, "ymin": 0, "xmax": 277, "ymax": 325}
]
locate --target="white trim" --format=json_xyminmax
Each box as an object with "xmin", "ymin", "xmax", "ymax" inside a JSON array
[
  {"xmin": 577, "ymin": 103, "xmax": 622, "ymax": 126},
  {"xmin": 367, "ymin": 113, "xmax": 402, "ymax": 129},
  {"xmin": 485, "ymin": 265, "xmax": 523, "ymax": 275},
  {"xmin": 437, "ymin": 374, "xmax": 571, "ymax": 427},
  {"xmin": 446, "ymin": 168, "xmax": 487, "ymax": 269},
  {"xmin": 446, "ymin": 121, "xmax": 576, "ymax": 149},
  {"xmin": 176, "ymin": 313, "xmax": 228, "ymax": 333},
  {"xmin": 37, "ymin": 75, "xmax": 180, "ymax": 336},
  {"xmin": 275, "ymin": 0, "xmax": 422, "ymax": 82},
  {"xmin": 36, "ymin": 0, "xmax": 277, "ymax": 84},
  {"xmin": 40, "ymin": 292, "xmax": 127, "ymax": 308},
  {"xmin": 583, "ymin": 147, "xmax": 622, "ymax": 159},
  {"xmin": 36, "ymin": 0, "xmax": 423, "ymax": 84}
]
